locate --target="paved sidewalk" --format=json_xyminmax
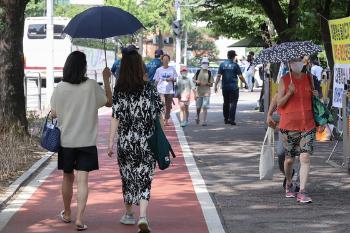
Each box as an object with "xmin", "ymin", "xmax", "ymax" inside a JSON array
[
  {"xmin": 182, "ymin": 90, "xmax": 350, "ymax": 233},
  {"xmin": 0, "ymin": 111, "xmax": 210, "ymax": 233}
]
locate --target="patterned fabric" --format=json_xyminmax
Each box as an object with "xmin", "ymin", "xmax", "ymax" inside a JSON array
[
  {"xmin": 112, "ymin": 83, "xmax": 163, "ymax": 205},
  {"xmin": 312, "ymin": 96, "xmax": 334, "ymax": 126},
  {"xmin": 254, "ymin": 41, "xmax": 322, "ymax": 64},
  {"xmin": 280, "ymin": 129, "xmax": 316, "ymax": 157}
]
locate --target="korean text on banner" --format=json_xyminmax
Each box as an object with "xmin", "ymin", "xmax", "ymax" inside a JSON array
[{"xmin": 329, "ymin": 16, "xmax": 350, "ymax": 108}]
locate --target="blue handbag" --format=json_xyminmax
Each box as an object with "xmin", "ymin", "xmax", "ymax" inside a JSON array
[{"xmin": 40, "ymin": 112, "xmax": 61, "ymax": 152}]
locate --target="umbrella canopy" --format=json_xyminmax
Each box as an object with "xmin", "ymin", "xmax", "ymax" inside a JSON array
[
  {"xmin": 63, "ymin": 6, "xmax": 145, "ymax": 39},
  {"xmin": 253, "ymin": 41, "xmax": 322, "ymax": 65},
  {"xmin": 228, "ymin": 36, "xmax": 268, "ymax": 48}
]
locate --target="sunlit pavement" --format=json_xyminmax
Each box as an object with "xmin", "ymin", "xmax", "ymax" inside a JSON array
[
  {"xmin": 5, "ymin": 88, "xmax": 350, "ymax": 233},
  {"xmin": 0, "ymin": 108, "xmax": 210, "ymax": 233},
  {"xmin": 182, "ymin": 89, "xmax": 350, "ymax": 233}
]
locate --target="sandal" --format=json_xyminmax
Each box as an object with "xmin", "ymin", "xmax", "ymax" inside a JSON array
[
  {"xmin": 59, "ymin": 210, "xmax": 71, "ymax": 223},
  {"xmin": 76, "ymin": 224, "xmax": 88, "ymax": 231}
]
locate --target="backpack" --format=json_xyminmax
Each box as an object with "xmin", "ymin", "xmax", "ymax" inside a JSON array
[{"xmin": 194, "ymin": 69, "xmax": 212, "ymax": 84}]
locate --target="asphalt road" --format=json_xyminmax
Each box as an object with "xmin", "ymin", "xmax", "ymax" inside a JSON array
[{"xmin": 182, "ymin": 89, "xmax": 350, "ymax": 233}]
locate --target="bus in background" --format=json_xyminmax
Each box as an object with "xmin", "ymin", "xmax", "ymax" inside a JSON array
[{"xmin": 23, "ymin": 17, "xmax": 72, "ymax": 86}]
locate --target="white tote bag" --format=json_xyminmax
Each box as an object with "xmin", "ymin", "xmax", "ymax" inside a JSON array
[{"xmin": 259, "ymin": 127, "xmax": 275, "ymax": 180}]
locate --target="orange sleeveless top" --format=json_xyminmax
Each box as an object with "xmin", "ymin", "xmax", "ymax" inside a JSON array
[{"xmin": 278, "ymin": 73, "xmax": 315, "ymax": 131}]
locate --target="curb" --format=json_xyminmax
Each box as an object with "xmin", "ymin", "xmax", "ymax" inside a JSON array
[{"xmin": 0, "ymin": 152, "xmax": 54, "ymax": 208}]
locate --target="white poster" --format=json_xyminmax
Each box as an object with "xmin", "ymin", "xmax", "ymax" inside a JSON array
[
  {"xmin": 332, "ymin": 64, "xmax": 350, "ymax": 108},
  {"xmin": 70, "ymin": 0, "xmax": 104, "ymax": 5}
]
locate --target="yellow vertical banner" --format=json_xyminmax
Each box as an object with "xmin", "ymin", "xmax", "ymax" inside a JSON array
[{"xmin": 329, "ymin": 17, "xmax": 350, "ymax": 108}]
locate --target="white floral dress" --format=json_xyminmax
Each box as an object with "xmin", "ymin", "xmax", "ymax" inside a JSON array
[{"xmin": 112, "ymin": 83, "xmax": 163, "ymax": 205}]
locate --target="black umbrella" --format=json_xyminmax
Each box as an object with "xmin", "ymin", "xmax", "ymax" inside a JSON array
[
  {"xmin": 253, "ymin": 41, "xmax": 322, "ymax": 65},
  {"xmin": 63, "ymin": 6, "xmax": 145, "ymax": 66}
]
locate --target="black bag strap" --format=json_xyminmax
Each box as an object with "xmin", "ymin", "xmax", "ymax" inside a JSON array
[
  {"xmin": 246, "ymin": 63, "xmax": 252, "ymax": 71},
  {"xmin": 195, "ymin": 69, "xmax": 211, "ymax": 83},
  {"xmin": 195, "ymin": 69, "xmax": 200, "ymax": 80},
  {"xmin": 169, "ymin": 145, "xmax": 176, "ymax": 158}
]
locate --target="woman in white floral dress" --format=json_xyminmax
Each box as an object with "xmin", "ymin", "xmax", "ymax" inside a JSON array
[{"xmin": 107, "ymin": 45, "xmax": 163, "ymax": 233}]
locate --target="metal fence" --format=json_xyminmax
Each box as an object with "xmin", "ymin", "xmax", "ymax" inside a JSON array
[{"xmin": 24, "ymin": 69, "xmax": 106, "ymax": 111}]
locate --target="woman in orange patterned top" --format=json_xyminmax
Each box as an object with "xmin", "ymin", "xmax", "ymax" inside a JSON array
[{"xmin": 277, "ymin": 57, "xmax": 318, "ymax": 204}]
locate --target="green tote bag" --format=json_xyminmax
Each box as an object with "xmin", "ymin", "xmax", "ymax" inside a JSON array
[{"xmin": 147, "ymin": 116, "xmax": 176, "ymax": 170}]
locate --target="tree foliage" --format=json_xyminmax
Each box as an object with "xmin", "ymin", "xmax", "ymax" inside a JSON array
[
  {"xmin": 185, "ymin": 28, "xmax": 219, "ymax": 62},
  {"xmin": 197, "ymin": 0, "xmax": 267, "ymax": 39},
  {"xmin": 198, "ymin": 0, "xmax": 350, "ymax": 43}
]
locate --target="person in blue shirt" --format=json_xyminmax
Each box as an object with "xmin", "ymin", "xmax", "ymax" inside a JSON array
[
  {"xmin": 111, "ymin": 55, "xmax": 121, "ymax": 80},
  {"xmin": 146, "ymin": 49, "xmax": 164, "ymax": 84},
  {"xmin": 214, "ymin": 50, "xmax": 248, "ymax": 125}
]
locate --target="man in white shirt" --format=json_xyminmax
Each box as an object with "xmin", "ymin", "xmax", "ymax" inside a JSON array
[
  {"xmin": 311, "ymin": 60, "xmax": 323, "ymax": 96},
  {"xmin": 154, "ymin": 54, "xmax": 178, "ymax": 125}
]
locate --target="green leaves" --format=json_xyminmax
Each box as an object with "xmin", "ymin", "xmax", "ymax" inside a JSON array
[
  {"xmin": 197, "ymin": 0, "xmax": 350, "ymax": 44},
  {"xmin": 195, "ymin": 0, "xmax": 267, "ymax": 39}
]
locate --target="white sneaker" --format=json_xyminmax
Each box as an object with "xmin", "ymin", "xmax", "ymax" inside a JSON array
[
  {"xmin": 138, "ymin": 217, "xmax": 151, "ymax": 233},
  {"xmin": 120, "ymin": 213, "xmax": 136, "ymax": 225}
]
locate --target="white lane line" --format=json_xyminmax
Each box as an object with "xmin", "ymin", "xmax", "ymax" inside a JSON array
[
  {"xmin": 0, "ymin": 161, "xmax": 56, "ymax": 232},
  {"xmin": 171, "ymin": 111, "xmax": 226, "ymax": 233}
]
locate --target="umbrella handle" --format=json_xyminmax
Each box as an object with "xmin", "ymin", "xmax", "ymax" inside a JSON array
[
  {"xmin": 288, "ymin": 62, "xmax": 293, "ymax": 84},
  {"xmin": 103, "ymin": 39, "xmax": 107, "ymax": 67}
]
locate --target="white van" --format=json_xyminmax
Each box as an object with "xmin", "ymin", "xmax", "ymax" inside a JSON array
[{"xmin": 23, "ymin": 17, "xmax": 72, "ymax": 86}]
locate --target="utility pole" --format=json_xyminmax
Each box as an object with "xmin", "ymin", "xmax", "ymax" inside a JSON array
[
  {"xmin": 184, "ymin": 29, "xmax": 188, "ymax": 66},
  {"xmin": 46, "ymin": 0, "xmax": 54, "ymax": 108},
  {"xmin": 175, "ymin": 0, "xmax": 181, "ymax": 74}
]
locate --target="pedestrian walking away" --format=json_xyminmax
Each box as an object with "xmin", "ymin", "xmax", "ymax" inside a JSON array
[
  {"xmin": 146, "ymin": 49, "xmax": 164, "ymax": 85},
  {"xmin": 50, "ymin": 51, "xmax": 113, "ymax": 231},
  {"xmin": 193, "ymin": 57, "xmax": 214, "ymax": 126},
  {"xmin": 108, "ymin": 45, "xmax": 164, "ymax": 233},
  {"xmin": 176, "ymin": 66, "xmax": 195, "ymax": 127},
  {"xmin": 214, "ymin": 50, "xmax": 248, "ymax": 125},
  {"xmin": 154, "ymin": 54, "xmax": 178, "ymax": 126},
  {"xmin": 277, "ymin": 57, "xmax": 318, "ymax": 203}
]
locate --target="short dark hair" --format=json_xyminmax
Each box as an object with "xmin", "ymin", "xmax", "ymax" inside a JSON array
[
  {"xmin": 249, "ymin": 51, "xmax": 255, "ymax": 56},
  {"xmin": 162, "ymin": 54, "xmax": 171, "ymax": 60},
  {"xmin": 247, "ymin": 54, "xmax": 253, "ymax": 63},
  {"xmin": 115, "ymin": 50, "xmax": 146, "ymax": 93},
  {"xmin": 312, "ymin": 60, "xmax": 320, "ymax": 66},
  {"xmin": 227, "ymin": 50, "xmax": 237, "ymax": 60},
  {"xmin": 63, "ymin": 51, "xmax": 88, "ymax": 84}
]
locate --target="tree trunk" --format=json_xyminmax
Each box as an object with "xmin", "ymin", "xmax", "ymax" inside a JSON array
[
  {"xmin": 317, "ymin": 0, "xmax": 333, "ymax": 106},
  {"xmin": 158, "ymin": 29, "xmax": 164, "ymax": 49},
  {"xmin": 257, "ymin": 0, "xmax": 290, "ymax": 42},
  {"xmin": 0, "ymin": 1, "xmax": 28, "ymax": 133}
]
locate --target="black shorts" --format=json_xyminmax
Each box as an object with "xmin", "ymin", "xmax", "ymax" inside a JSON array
[{"xmin": 58, "ymin": 146, "xmax": 99, "ymax": 173}]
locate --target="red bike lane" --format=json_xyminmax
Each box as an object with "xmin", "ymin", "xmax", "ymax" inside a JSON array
[{"xmin": 0, "ymin": 111, "xmax": 209, "ymax": 233}]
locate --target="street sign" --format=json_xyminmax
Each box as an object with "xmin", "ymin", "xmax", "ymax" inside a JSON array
[{"xmin": 70, "ymin": 0, "xmax": 104, "ymax": 5}]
